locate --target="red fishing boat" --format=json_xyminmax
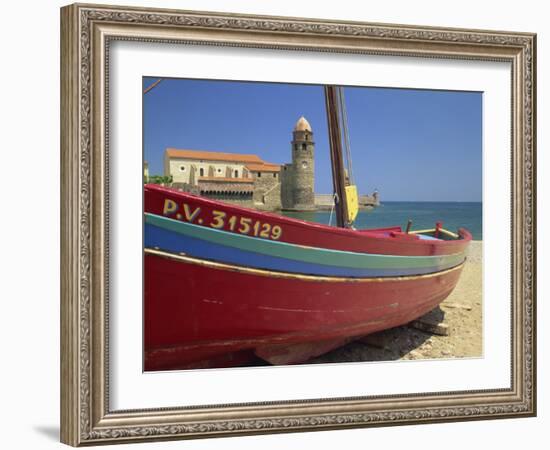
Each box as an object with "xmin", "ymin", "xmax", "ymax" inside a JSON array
[{"xmin": 144, "ymin": 86, "xmax": 472, "ymax": 370}]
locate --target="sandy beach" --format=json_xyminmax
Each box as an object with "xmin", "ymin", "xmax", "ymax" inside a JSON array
[{"xmin": 309, "ymin": 241, "xmax": 483, "ymax": 364}]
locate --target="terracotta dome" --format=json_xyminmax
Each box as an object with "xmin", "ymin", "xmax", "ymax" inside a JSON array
[{"xmin": 294, "ymin": 116, "xmax": 312, "ymax": 132}]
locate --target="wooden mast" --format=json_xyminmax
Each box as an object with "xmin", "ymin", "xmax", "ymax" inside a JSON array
[
  {"xmin": 143, "ymin": 78, "xmax": 163, "ymax": 94},
  {"xmin": 324, "ymin": 85, "xmax": 349, "ymax": 228}
]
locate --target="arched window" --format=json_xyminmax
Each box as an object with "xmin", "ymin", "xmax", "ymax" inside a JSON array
[
  {"xmin": 234, "ymin": 170, "xmax": 238, "ymax": 178},
  {"xmin": 302, "ymin": 143, "xmax": 307, "ymax": 150},
  {"xmin": 199, "ymin": 168, "xmax": 204, "ymax": 177}
]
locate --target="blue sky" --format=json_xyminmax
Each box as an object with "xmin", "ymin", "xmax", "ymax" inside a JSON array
[{"xmin": 143, "ymin": 77, "xmax": 482, "ymax": 202}]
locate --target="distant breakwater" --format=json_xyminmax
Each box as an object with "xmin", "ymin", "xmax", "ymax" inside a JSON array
[{"xmin": 314, "ymin": 193, "xmax": 379, "ymax": 210}]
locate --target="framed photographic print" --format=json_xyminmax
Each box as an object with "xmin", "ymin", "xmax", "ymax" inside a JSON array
[{"xmin": 60, "ymin": 3, "xmax": 536, "ymax": 446}]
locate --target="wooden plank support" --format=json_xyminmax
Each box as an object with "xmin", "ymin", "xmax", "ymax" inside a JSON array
[
  {"xmin": 409, "ymin": 319, "xmax": 449, "ymax": 336},
  {"xmin": 408, "ymin": 307, "xmax": 449, "ymax": 336}
]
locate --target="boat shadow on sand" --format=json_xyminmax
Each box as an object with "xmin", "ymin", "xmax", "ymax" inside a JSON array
[
  {"xmin": 242, "ymin": 306, "xmax": 446, "ymax": 367},
  {"xmin": 306, "ymin": 306, "xmax": 446, "ymax": 364}
]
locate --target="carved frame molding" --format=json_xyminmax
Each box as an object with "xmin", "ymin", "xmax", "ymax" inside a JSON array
[{"xmin": 60, "ymin": 3, "xmax": 536, "ymax": 446}]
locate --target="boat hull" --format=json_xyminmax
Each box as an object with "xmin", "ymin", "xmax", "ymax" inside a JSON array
[{"xmin": 144, "ymin": 250, "xmax": 465, "ymax": 371}]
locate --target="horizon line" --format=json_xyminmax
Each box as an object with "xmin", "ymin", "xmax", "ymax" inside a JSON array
[{"xmin": 379, "ymin": 200, "xmax": 482, "ymax": 203}]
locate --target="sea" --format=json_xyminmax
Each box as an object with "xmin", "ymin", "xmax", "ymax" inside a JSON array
[{"xmin": 282, "ymin": 201, "xmax": 483, "ymax": 240}]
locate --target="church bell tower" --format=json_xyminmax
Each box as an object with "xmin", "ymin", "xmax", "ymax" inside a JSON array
[{"xmin": 290, "ymin": 116, "xmax": 315, "ymax": 210}]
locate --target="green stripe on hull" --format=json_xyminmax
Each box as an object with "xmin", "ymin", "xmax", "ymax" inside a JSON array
[{"xmin": 145, "ymin": 213, "xmax": 466, "ymax": 270}]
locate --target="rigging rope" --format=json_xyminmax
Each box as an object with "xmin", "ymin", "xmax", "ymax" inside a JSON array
[
  {"xmin": 335, "ymin": 87, "xmax": 355, "ymax": 184},
  {"xmin": 328, "ymin": 192, "xmax": 338, "ymax": 226}
]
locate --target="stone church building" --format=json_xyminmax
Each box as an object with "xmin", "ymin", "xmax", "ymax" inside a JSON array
[{"xmin": 163, "ymin": 116, "xmax": 316, "ymax": 211}]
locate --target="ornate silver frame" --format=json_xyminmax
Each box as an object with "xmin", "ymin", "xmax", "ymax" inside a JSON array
[{"xmin": 60, "ymin": 3, "xmax": 536, "ymax": 446}]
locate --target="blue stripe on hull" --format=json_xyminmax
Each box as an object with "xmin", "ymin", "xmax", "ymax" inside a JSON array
[{"xmin": 145, "ymin": 223, "xmax": 458, "ymax": 278}]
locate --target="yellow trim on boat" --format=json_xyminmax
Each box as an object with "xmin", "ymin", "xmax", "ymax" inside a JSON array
[{"xmin": 144, "ymin": 247, "xmax": 466, "ymax": 283}]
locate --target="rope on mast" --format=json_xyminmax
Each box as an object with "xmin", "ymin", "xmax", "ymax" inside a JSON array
[
  {"xmin": 335, "ymin": 87, "xmax": 354, "ymax": 185},
  {"xmin": 328, "ymin": 192, "xmax": 338, "ymax": 226},
  {"xmin": 340, "ymin": 88, "xmax": 355, "ymax": 184}
]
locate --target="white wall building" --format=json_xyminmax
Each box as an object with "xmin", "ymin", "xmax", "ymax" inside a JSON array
[{"xmin": 164, "ymin": 148, "xmax": 280, "ymax": 185}]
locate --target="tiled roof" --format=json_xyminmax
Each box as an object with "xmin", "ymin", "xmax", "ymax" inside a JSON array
[
  {"xmin": 245, "ymin": 163, "xmax": 281, "ymax": 172},
  {"xmin": 166, "ymin": 148, "xmax": 264, "ymax": 164}
]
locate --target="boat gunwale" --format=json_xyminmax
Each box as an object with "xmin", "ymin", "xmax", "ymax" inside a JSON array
[{"xmin": 145, "ymin": 184, "xmax": 473, "ymax": 247}]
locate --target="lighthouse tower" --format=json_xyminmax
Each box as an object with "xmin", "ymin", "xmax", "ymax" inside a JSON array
[{"xmin": 285, "ymin": 116, "xmax": 316, "ymax": 211}]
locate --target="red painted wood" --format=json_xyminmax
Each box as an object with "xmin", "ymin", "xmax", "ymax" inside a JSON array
[
  {"xmin": 145, "ymin": 184, "xmax": 472, "ymax": 256},
  {"xmin": 144, "ymin": 254, "xmax": 464, "ymax": 371}
]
